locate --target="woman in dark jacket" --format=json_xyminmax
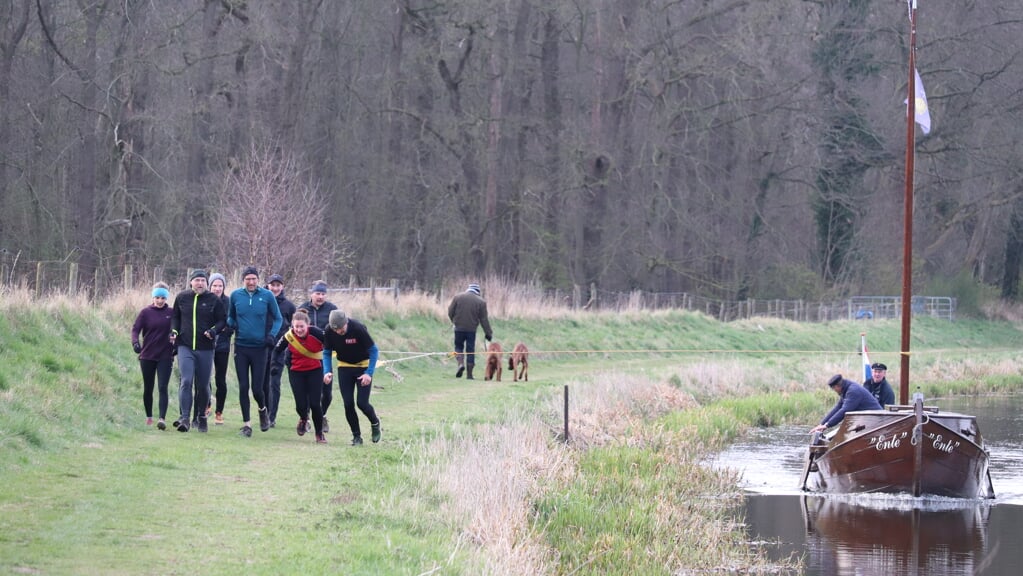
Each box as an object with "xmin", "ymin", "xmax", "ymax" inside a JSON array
[
  {"xmin": 209, "ymin": 273, "xmax": 233, "ymax": 425},
  {"xmin": 131, "ymin": 282, "xmax": 176, "ymax": 429}
]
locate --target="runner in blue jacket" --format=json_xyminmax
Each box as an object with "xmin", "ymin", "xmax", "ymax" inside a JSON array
[{"xmin": 227, "ymin": 266, "xmax": 282, "ymax": 437}]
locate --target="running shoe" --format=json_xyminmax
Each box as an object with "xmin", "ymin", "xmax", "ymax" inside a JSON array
[
  {"xmin": 297, "ymin": 419, "xmax": 307, "ymax": 437},
  {"xmin": 316, "ymin": 433, "xmax": 328, "ymax": 444},
  {"xmin": 214, "ymin": 412, "xmax": 224, "ymax": 425},
  {"xmin": 258, "ymin": 407, "xmax": 270, "ymax": 432},
  {"xmin": 371, "ymin": 422, "xmax": 381, "ymax": 443},
  {"xmin": 240, "ymin": 425, "xmax": 252, "ymax": 438},
  {"xmin": 351, "ymin": 436, "xmax": 363, "ymax": 446},
  {"xmin": 146, "ymin": 417, "xmax": 153, "ymax": 426},
  {"xmin": 157, "ymin": 419, "xmax": 166, "ymax": 431}
]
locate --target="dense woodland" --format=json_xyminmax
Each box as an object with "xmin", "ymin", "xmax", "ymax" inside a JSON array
[{"xmin": 1, "ymin": 0, "xmax": 1022, "ymax": 300}]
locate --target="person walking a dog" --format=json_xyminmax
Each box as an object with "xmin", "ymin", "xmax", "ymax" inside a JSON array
[
  {"xmin": 323, "ymin": 309, "xmax": 382, "ymax": 445},
  {"xmin": 447, "ymin": 282, "xmax": 493, "ymax": 380}
]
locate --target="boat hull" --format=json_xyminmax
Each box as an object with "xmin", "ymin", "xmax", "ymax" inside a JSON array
[{"xmin": 806, "ymin": 409, "xmax": 991, "ymax": 498}]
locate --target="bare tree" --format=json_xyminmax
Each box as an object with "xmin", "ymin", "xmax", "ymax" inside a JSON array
[{"xmin": 210, "ymin": 141, "xmax": 349, "ymax": 284}]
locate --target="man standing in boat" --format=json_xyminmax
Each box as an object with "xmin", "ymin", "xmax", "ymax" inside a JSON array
[
  {"xmin": 810, "ymin": 374, "xmax": 882, "ymax": 434},
  {"xmin": 863, "ymin": 362, "xmax": 896, "ymax": 408}
]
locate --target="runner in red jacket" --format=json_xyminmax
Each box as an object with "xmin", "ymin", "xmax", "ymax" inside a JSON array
[{"xmin": 271, "ymin": 311, "xmax": 328, "ymax": 443}]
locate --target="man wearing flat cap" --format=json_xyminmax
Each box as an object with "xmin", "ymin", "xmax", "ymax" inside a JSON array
[
  {"xmin": 864, "ymin": 362, "xmax": 895, "ymax": 408},
  {"xmin": 810, "ymin": 374, "xmax": 882, "ymax": 434}
]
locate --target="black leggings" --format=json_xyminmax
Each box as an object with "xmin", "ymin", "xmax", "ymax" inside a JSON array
[
  {"xmin": 213, "ymin": 348, "xmax": 230, "ymax": 414},
  {"xmin": 289, "ymin": 368, "xmax": 324, "ymax": 435},
  {"xmin": 337, "ymin": 367, "xmax": 379, "ymax": 438},
  {"xmin": 139, "ymin": 358, "xmax": 173, "ymax": 419},
  {"xmin": 234, "ymin": 345, "xmax": 267, "ymax": 422}
]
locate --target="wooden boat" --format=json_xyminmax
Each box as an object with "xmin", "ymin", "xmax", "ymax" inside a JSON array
[
  {"xmin": 801, "ymin": 397, "xmax": 995, "ymax": 498},
  {"xmin": 801, "ymin": 2, "xmax": 995, "ymax": 500}
]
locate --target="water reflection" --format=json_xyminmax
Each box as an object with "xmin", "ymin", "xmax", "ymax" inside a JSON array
[
  {"xmin": 745, "ymin": 494, "xmax": 1016, "ymax": 576},
  {"xmin": 802, "ymin": 496, "xmax": 989, "ymax": 576}
]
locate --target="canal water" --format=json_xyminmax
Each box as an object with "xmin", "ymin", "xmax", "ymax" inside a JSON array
[{"xmin": 711, "ymin": 396, "xmax": 1023, "ymax": 575}]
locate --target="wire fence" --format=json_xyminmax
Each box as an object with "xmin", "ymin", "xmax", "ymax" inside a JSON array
[{"xmin": 0, "ymin": 256, "xmax": 955, "ymax": 322}]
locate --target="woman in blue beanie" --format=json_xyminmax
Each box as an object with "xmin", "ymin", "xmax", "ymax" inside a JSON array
[{"xmin": 131, "ymin": 282, "xmax": 176, "ymax": 429}]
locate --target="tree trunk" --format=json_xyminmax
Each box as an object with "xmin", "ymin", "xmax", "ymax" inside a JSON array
[
  {"xmin": 1001, "ymin": 199, "xmax": 1023, "ymax": 300},
  {"xmin": 0, "ymin": 0, "xmax": 30, "ymax": 246},
  {"xmin": 538, "ymin": 9, "xmax": 565, "ymax": 287}
]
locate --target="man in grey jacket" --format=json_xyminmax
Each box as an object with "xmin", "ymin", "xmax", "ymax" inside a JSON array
[{"xmin": 447, "ymin": 283, "xmax": 493, "ymax": 380}]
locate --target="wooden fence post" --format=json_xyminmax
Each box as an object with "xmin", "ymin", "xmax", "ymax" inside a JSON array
[
  {"xmin": 563, "ymin": 385, "xmax": 570, "ymax": 443},
  {"xmin": 35, "ymin": 261, "xmax": 43, "ymax": 298},
  {"xmin": 391, "ymin": 278, "xmax": 399, "ymax": 302},
  {"xmin": 68, "ymin": 263, "xmax": 79, "ymax": 295},
  {"xmin": 124, "ymin": 264, "xmax": 133, "ymax": 293}
]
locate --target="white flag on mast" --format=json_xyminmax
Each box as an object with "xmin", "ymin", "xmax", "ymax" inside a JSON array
[{"xmin": 911, "ymin": 67, "xmax": 931, "ymax": 134}]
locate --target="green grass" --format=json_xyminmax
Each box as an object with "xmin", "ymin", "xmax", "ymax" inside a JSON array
[{"xmin": 2, "ymin": 291, "xmax": 1023, "ymax": 574}]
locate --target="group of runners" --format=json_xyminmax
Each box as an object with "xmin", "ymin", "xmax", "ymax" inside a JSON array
[{"xmin": 130, "ymin": 268, "xmax": 381, "ymax": 445}]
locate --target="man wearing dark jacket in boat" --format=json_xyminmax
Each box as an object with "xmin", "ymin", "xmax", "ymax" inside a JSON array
[
  {"xmin": 811, "ymin": 374, "xmax": 882, "ymax": 434},
  {"xmin": 863, "ymin": 362, "xmax": 896, "ymax": 408}
]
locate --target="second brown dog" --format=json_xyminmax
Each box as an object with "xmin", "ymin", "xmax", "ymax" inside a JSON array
[
  {"xmin": 508, "ymin": 342, "xmax": 528, "ymax": 381},
  {"xmin": 484, "ymin": 341, "xmax": 503, "ymax": 381}
]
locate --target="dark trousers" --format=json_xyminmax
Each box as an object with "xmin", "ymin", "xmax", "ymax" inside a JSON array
[
  {"xmin": 454, "ymin": 330, "xmax": 478, "ymax": 366},
  {"xmin": 139, "ymin": 357, "xmax": 173, "ymax": 419},
  {"xmin": 321, "ymin": 376, "xmax": 333, "ymax": 416},
  {"xmin": 337, "ymin": 366, "xmax": 379, "ymax": 438},
  {"xmin": 234, "ymin": 345, "xmax": 267, "ymax": 422},
  {"xmin": 177, "ymin": 347, "xmax": 213, "ymax": 423},
  {"xmin": 213, "ymin": 348, "xmax": 230, "ymax": 414},
  {"xmin": 289, "ymin": 368, "xmax": 324, "ymax": 435},
  {"xmin": 263, "ymin": 346, "xmax": 283, "ymax": 422}
]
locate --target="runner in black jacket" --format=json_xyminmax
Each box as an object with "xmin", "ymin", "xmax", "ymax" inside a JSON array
[
  {"xmin": 322, "ymin": 309, "xmax": 381, "ymax": 445},
  {"xmin": 170, "ymin": 269, "xmax": 226, "ymax": 433}
]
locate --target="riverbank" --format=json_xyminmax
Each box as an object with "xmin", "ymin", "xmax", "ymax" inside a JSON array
[{"xmin": 2, "ymin": 288, "xmax": 1021, "ymax": 574}]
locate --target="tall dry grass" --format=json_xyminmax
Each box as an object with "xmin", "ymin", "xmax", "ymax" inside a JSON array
[{"xmin": 411, "ymin": 368, "xmax": 796, "ymax": 575}]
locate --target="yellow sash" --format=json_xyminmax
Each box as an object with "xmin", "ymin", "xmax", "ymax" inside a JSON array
[
  {"xmin": 338, "ymin": 359, "xmax": 370, "ymax": 368},
  {"xmin": 285, "ymin": 330, "xmax": 322, "ymax": 360}
]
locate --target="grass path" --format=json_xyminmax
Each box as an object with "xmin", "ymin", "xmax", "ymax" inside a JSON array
[
  {"xmin": 4, "ymin": 297, "xmax": 1022, "ymax": 575},
  {"xmin": 1, "ymin": 360, "xmax": 561, "ymax": 576}
]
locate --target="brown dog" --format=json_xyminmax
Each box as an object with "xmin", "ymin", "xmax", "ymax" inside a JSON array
[
  {"xmin": 508, "ymin": 342, "xmax": 528, "ymax": 382},
  {"xmin": 484, "ymin": 342, "xmax": 503, "ymax": 381}
]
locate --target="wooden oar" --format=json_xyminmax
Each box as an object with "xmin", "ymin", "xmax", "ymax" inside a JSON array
[
  {"xmin": 799, "ymin": 432, "xmax": 823, "ymax": 491},
  {"xmin": 799, "ymin": 449, "xmax": 814, "ymax": 491}
]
